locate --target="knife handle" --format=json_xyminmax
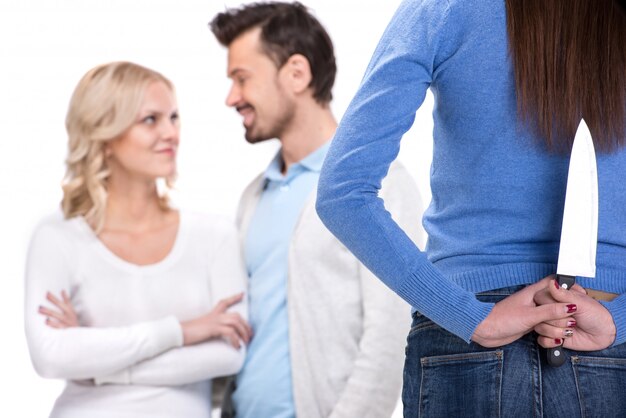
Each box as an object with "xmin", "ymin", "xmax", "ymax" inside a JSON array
[
  {"xmin": 556, "ymin": 274, "xmax": 576, "ymax": 290},
  {"xmin": 545, "ymin": 274, "xmax": 576, "ymax": 367},
  {"xmin": 546, "ymin": 344, "xmax": 567, "ymax": 367}
]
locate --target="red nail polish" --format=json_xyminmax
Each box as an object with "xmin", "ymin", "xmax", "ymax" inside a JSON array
[
  {"xmin": 555, "ymin": 338, "xmax": 562, "ymax": 345},
  {"xmin": 554, "ymin": 280, "xmax": 560, "ymax": 290},
  {"xmin": 567, "ymin": 320, "xmax": 577, "ymax": 327},
  {"xmin": 567, "ymin": 304, "xmax": 577, "ymax": 313}
]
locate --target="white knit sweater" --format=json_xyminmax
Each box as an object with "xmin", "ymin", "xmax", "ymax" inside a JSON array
[{"xmin": 25, "ymin": 210, "xmax": 247, "ymax": 418}]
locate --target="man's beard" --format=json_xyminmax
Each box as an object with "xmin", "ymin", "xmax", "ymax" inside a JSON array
[{"xmin": 244, "ymin": 103, "xmax": 295, "ymax": 144}]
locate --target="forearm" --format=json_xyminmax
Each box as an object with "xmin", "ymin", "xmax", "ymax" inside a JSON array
[
  {"xmin": 317, "ymin": 158, "xmax": 492, "ymax": 341},
  {"xmin": 95, "ymin": 339, "xmax": 245, "ymax": 386},
  {"xmin": 26, "ymin": 316, "xmax": 183, "ymax": 380}
]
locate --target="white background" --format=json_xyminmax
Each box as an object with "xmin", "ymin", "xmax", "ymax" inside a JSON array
[{"xmin": 0, "ymin": 1, "xmax": 434, "ymax": 416}]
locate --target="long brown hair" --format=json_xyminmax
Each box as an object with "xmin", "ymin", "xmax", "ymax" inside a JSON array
[{"xmin": 506, "ymin": 0, "xmax": 626, "ymax": 151}]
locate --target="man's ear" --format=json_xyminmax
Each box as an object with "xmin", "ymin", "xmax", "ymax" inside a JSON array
[{"xmin": 281, "ymin": 54, "xmax": 312, "ymax": 95}]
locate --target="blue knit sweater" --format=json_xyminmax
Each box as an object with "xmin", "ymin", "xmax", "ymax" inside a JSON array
[{"xmin": 317, "ymin": 0, "xmax": 626, "ymax": 344}]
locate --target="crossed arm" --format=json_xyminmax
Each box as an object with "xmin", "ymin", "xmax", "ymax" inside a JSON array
[
  {"xmin": 25, "ymin": 223, "xmax": 251, "ymax": 385},
  {"xmin": 37, "ymin": 290, "xmax": 250, "ymax": 386}
]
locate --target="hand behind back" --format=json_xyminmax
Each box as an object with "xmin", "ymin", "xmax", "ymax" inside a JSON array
[
  {"xmin": 472, "ymin": 276, "xmax": 579, "ymax": 348},
  {"xmin": 533, "ymin": 279, "xmax": 616, "ymax": 351}
]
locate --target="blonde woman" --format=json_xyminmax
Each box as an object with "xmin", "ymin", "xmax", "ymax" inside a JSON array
[{"xmin": 24, "ymin": 61, "xmax": 251, "ymax": 418}]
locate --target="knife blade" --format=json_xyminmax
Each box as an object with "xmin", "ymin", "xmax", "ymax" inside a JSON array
[{"xmin": 547, "ymin": 119, "xmax": 599, "ymax": 367}]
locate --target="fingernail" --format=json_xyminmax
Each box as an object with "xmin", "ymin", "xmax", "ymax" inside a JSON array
[
  {"xmin": 564, "ymin": 329, "xmax": 574, "ymax": 338},
  {"xmin": 567, "ymin": 320, "xmax": 577, "ymax": 327},
  {"xmin": 554, "ymin": 280, "xmax": 560, "ymax": 290},
  {"xmin": 555, "ymin": 338, "xmax": 563, "ymax": 345},
  {"xmin": 567, "ymin": 304, "xmax": 577, "ymax": 313}
]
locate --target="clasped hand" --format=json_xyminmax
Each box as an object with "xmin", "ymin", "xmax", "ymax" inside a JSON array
[{"xmin": 472, "ymin": 276, "xmax": 616, "ymax": 351}]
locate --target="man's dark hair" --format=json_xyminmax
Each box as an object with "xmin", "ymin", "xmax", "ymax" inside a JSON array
[{"xmin": 210, "ymin": 1, "xmax": 336, "ymax": 104}]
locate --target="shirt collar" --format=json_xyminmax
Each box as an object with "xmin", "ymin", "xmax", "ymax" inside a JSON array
[{"xmin": 263, "ymin": 141, "xmax": 331, "ymax": 182}]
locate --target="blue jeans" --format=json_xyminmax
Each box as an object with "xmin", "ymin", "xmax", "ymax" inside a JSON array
[{"xmin": 402, "ymin": 286, "xmax": 626, "ymax": 418}]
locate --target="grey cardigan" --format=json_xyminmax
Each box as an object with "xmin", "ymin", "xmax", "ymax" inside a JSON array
[{"xmin": 226, "ymin": 160, "xmax": 424, "ymax": 418}]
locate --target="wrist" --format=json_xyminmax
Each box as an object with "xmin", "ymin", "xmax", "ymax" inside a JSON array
[
  {"xmin": 180, "ymin": 315, "xmax": 215, "ymax": 346},
  {"xmin": 180, "ymin": 320, "xmax": 197, "ymax": 346}
]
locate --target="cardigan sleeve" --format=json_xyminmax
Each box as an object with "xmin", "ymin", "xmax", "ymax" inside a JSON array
[
  {"xmin": 94, "ymin": 221, "xmax": 248, "ymax": 386},
  {"xmin": 328, "ymin": 162, "xmax": 423, "ymax": 418},
  {"xmin": 316, "ymin": 0, "xmax": 493, "ymax": 342},
  {"xmin": 24, "ymin": 220, "xmax": 183, "ymax": 380}
]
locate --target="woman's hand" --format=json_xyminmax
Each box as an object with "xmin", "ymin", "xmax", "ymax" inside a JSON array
[
  {"xmin": 533, "ymin": 279, "xmax": 616, "ymax": 351},
  {"xmin": 472, "ymin": 277, "xmax": 578, "ymax": 348},
  {"xmin": 38, "ymin": 291, "xmax": 80, "ymax": 328},
  {"xmin": 181, "ymin": 292, "xmax": 252, "ymax": 349}
]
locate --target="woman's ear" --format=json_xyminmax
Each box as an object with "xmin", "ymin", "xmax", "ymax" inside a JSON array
[{"xmin": 282, "ymin": 54, "xmax": 312, "ymax": 95}]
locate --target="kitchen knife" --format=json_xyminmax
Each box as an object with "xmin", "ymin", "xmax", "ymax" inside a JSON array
[{"xmin": 547, "ymin": 119, "xmax": 598, "ymax": 367}]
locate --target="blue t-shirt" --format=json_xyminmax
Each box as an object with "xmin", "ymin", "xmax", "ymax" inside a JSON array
[{"xmin": 233, "ymin": 144, "xmax": 329, "ymax": 418}]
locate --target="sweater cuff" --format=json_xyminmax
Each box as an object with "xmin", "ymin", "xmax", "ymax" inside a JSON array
[
  {"xmin": 600, "ymin": 296, "xmax": 626, "ymax": 346},
  {"xmin": 396, "ymin": 262, "xmax": 494, "ymax": 343},
  {"xmin": 149, "ymin": 315, "xmax": 184, "ymax": 351}
]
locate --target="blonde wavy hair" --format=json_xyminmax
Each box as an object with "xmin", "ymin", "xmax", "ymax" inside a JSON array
[{"xmin": 62, "ymin": 61, "xmax": 175, "ymax": 232}]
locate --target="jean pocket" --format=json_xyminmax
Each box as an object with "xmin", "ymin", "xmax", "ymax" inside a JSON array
[
  {"xmin": 419, "ymin": 350, "xmax": 503, "ymax": 418},
  {"xmin": 572, "ymin": 355, "xmax": 626, "ymax": 418}
]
